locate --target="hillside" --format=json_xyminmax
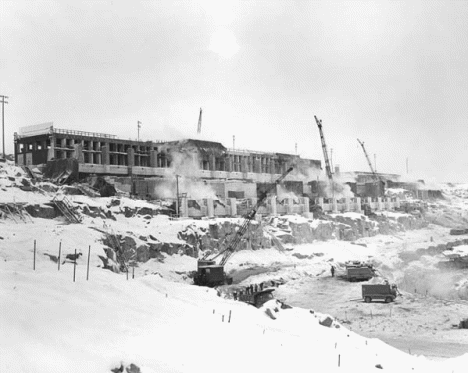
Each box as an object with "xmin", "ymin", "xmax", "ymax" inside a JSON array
[{"xmin": 1, "ymin": 159, "xmax": 468, "ymax": 372}]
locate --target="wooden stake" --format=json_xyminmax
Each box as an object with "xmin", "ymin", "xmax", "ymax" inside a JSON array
[
  {"xmin": 73, "ymin": 249, "xmax": 77, "ymax": 282},
  {"xmin": 33, "ymin": 240, "xmax": 36, "ymax": 270},
  {"xmin": 228, "ymin": 310, "xmax": 232, "ymax": 323},
  {"xmin": 222, "ymin": 315, "xmax": 224, "ymax": 322},
  {"xmin": 132, "ymin": 265, "xmax": 135, "ymax": 279},
  {"xmin": 86, "ymin": 245, "xmax": 91, "ymax": 281},
  {"xmin": 338, "ymin": 354, "xmax": 340, "ymax": 367},
  {"xmin": 126, "ymin": 266, "xmax": 129, "ymax": 280},
  {"xmin": 58, "ymin": 241, "xmax": 61, "ymax": 271}
]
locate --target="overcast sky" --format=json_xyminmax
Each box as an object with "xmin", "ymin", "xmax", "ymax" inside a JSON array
[{"xmin": 1, "ymin": 1, "xmax": 468, "ymax": 183}]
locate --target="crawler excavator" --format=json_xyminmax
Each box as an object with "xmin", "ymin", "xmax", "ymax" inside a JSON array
[{"xmin": 193, "ymin": 167, "xmax": 293, "ymax": 287}]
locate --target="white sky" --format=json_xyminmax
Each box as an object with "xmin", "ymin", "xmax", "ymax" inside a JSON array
[{"xmin": 1, "ymin": 1, "xmax": 468, "ymax": 183}]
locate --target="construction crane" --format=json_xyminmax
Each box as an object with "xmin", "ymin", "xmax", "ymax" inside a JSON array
[
  {"xmin": 356, "ymin": 138, "xmax": 381, "ymax": 184},
  {"xmin": 194, "ymin": 166, "xmax": 294, "ymax": 287},
  {"xmin": 314, "ymin": 116, "xmax": 333, "ymax": 182}
]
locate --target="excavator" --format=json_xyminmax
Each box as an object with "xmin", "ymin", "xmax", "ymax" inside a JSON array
[{"xmin": 193, "ymin": 167, "xmax": 294, "ymax": 287}]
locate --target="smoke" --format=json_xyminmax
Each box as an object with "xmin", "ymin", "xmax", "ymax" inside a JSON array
[
  {"xmin": 289, "ymin": 162, "xmax": 322, "ymax": 181},
  {"xmin": 277, "ymin": 185, "xmax": 300, "ymax": 202},
  {"xmin": 322, "ymin": 180, "xmax": 355, "ymax": 199},
  {"xmin": 395, "ymin": 259, "xmax": 468, "ymax": 300},
  {"xmin": 153, "ymin": 149, "xmax": 218, "ymax": 199}
]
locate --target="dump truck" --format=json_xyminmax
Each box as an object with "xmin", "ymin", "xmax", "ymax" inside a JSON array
[
  {"xmin": 362, "ymin": 284, "xmax": 398, "ymax": 303},
  {"xmin": 238, "ymin": 288, "xmax": 275, "ymax": 308},
  {"xmin": 345, "ymin": 262, "xmax": 375, "ymax": 282}
]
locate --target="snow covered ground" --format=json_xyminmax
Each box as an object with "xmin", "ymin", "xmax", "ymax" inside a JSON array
[
  {"xmin": 2, "ymin": 159, "xmax": 468, "ymax": 372},
  {"xmin": 2, "ymin": 237, "xmax": 468, "ymax": 373}
]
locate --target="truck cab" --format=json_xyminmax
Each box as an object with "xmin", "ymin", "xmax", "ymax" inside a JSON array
[{"xmin": 194, "ymin": 260, "xmax": 233, "ymax": 287}]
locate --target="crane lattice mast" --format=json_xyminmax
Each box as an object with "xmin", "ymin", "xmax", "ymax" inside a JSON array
[
  {"xmin": 314, "ymin": 116, "xmax": 333, "ymax": 181},
  {"xmin": 357, "ymin": 138, "xmax": 380, "ymax": 183}
]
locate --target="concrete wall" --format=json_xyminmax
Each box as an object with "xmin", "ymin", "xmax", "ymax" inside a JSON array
[{"xmin": 315, "ymin": 197, "xmax": 400, "ymax": 213}]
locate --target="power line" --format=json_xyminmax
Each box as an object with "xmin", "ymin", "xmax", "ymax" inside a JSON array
[{"xmin": 0, "ymin": 95, "xmax": 9, "ymax": 159}]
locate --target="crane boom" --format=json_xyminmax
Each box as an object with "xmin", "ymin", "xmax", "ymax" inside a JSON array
[
  {"xmin": 357, "ymin": 138, "xmax": 380, "ymax": 183},
  {"xmin": 314, "ymin": 116, "xmax": 333, "ymax": 181}
]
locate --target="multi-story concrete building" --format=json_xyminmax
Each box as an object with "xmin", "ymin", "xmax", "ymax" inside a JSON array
[{"xmin": 14, "ymin": 123, "xmax": 322, "ymax": 199}]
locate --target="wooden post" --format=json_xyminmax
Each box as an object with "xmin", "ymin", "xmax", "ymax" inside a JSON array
[
  {"xmin": 58, "ymin": 241, "xmax": 61, "ymax": 271},
  {"xmin": 228, "ymin": 310, "xmax": 231, "ymax": 323},
  {"xmin": 222, "ymin": 315, "xmax": 224, "ymax": 322},
  {"xmin": 73, "ymin": 249, "xmax": 77, "ymax": 282},
  {"xmin": 126, "ymin": 266, "xmax": 129, "ymax": 280},
  {"xmin": 338, "ymin": 354, "xmax": 340, "ymax": 367},
  {"xmin": 86, "ymin": 245, "xmax": 91, "ymax": 281},
  {"xmin": 132, "ymin": 266, "xmax": 135, "ymax": 279},
  {"xmin": 33, "ymin": 240, "xmax": 36, "ymax": 270}
]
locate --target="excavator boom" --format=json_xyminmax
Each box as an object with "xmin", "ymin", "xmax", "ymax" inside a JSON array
[{"xmin": 195, "ymin": 167, "xmax": 294, "ymax": 286}]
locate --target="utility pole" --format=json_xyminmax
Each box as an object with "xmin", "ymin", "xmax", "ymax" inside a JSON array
[
  {"xmin": 233, "ymin": 135, "xmax": 235, "ymax": 150},
  {"xmin": 137, "ymin": 121, "xmax": 141, "ymax": 142},
  {"xmin": 1, "ymin": 95, "xmax": 8, "ymax": 159},
  {"xmin": 175, "ymin": 174, "xmax": 180, "ymax": 218},
  {"xmin": 295, "ymin": 143, "xmax": 297, "ymax": 155},
  {"xmin": 374, "ymin": 153, "xmax": 377, "ymax": 173},
  {"xmin": 406, "ymin": 158, "xmax": 409, "ymax": 174}
]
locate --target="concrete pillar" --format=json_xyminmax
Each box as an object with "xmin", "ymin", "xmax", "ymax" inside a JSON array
[
  {"xmin": 207, "ymin": 198, "xmax": 214, "ymax": 218},
  {"xmin": 270, "ymin": 196, "xmax": 277, "ymax": 216},
  {"xmin": 386, "ymin": 197, "xmax": 391, "ymax": 210},
  {"xmin": 101, "ymin": 145, "xmax": 109, "ymax": 165},
  {"xmin": 73, "ymin": 144, "xmax": 84, "ymax": 163},
  {"xmin": 345, "ymin": 198, "xmax": 351, "ymax": 212},
  {"xmin": 356, "ymin": 197, "xmax": 362, "ymax": 213},
  {"xmin": 254, "ymin": 157, "xmax": 261, "ymax": 173},
  {"xmin": 241, "ymin": 157, "xmax": 250, "ymax": 172},
  {"xmin": 395, "ymin": 197, "xmax": 400, "ymax": 209},
  {"xmin": 366, "ymin": 197, "xmax": 372, "ymax": 210},
  {"xmin": 209, "ymin": 155, "xmax": 216, "ymax": 171},
  {"xmin": 286, "ymin": 198, "xmax": 294, "ymax": 214},
  {"xmin": 377, "ymin": 197, "xmax": 383, "ymax": 211},
  {"xmin": 227, "ymin": 155, "xmax": 233, "ymax": 172},
  {"xmin": 180, "ymin": 196, "xmax": 189, "ymax": 218},
  {"xmin": 318, "ymin": 197, "xmax": 324, "ymax": 210},
  {"xmin": 48, "ymin": 135, "xmax": 55, "ymax": 161},
  {"xmin": 332, "ymin": 198, "xmax": 338, "ymax": 213},
  {"xmin": 150, "ymin": 150, "xmax": 158, "ymax": 168},
  {"xmin": 303, "ymin": 197, "xmax": 310, "ymax": 214},
  {"xmin": 127, "ymin": 148, "xmax": 135, "ymax": 167},
  {"xmin": 229, "ymin": 198, "xmax": 237, "ymax": 216}
]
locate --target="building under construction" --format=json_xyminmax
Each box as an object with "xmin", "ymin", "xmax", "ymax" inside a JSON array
[{"xmin": 14, "ymin": 123, "xmax": 321, "ymax": 200}]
